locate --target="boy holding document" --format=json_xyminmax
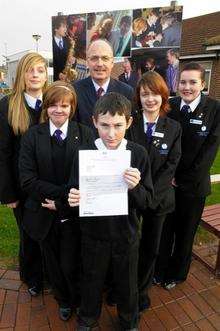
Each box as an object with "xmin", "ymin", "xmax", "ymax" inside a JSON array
[{"xmin": 68, "ymin": 92, "xmax": 154, "ymax": 331}]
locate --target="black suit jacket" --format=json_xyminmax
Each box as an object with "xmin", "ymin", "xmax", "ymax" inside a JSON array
[
  {"xmin": 127, "ymin": 113, "xmax": 181, "ymax": 215},
  {"xmin": 168, "ymin": 94, "xmax": 220, "ymax": 197},
  {"xmin": 19, "ymin": 121, "xmax": 94, "ymax": 241},
  {"xmin": 53, "ymin": 37, "xmax": 69, "ymax": 81},
  {"xmin": 73, "ymin": 76, "xmax": 134, "ymax": 129},
  {"xmin": 118, "ymin": 71, "xmax": 139, "ymax": 89}
]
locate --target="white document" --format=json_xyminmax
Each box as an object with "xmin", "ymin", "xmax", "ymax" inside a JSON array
[{"xmin": 79, "ymin": 150, "xmax": 131, "ymax": 217}]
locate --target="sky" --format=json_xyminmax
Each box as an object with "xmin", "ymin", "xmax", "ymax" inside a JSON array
[{"xmin": 0, "ymin": 0, "xmax": 220, "ymax": 65}]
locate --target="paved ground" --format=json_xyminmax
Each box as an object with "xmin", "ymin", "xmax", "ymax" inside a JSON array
[{"xmin": 0, "ymin": 259, "xmax": 220, "ymax": 330}]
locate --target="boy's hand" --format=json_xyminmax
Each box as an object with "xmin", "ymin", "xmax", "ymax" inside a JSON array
[
  {"xmin": 41, "ymin": 199, "xmax": 56, "ymax": 210},
  {"xmin": 124, "ymin": 168, "xmax": 141, "ymax": 190},
  {"xmin": 68, "ymin": 188, "xmax": 80, "ymax": 207}
]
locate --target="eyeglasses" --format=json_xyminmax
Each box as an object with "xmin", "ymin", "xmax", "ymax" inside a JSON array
[{"xmin": 87, "ymin": 55, "xmax": 113, "ymax": 63}]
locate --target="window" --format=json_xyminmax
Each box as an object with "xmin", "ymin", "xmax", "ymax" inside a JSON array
[{"xmin": 198, "ymin": 61, "xmax": 212, "ymax": 95}]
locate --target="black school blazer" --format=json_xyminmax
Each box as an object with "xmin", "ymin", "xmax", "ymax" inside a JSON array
[
  {"xmin": 127, "ymin": 113, "xmax": 182, "ymax": 215},
  {"xmin": 169, "ymin": 95, "xmax": 220, "ymax": 197},
  {"xmin": 19, "ymin": 121, "xmax": 94, "ymax": 241}
]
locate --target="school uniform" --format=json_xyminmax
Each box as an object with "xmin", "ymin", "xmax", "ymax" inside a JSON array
[
  {"xmin": 19, "ymin": 120, "xmax": 94, "ymax": 308},
  {"xmin": 127, "ymin": 112, "xmax": 181, "ymax": 305},
  {"xmin": 69, "ymin": 138, "xmax": 154, "ymax": 330},
  {"xmin": 53, "ymin": 36, "xmax": 69, "ymax": 81},
  {"xmin": 156, "ymin": 94, "xmax": 220, "ymax": 283},
  {"xmin": 0, "ymin": 94, "xmax": 43, "ymax": 289}
]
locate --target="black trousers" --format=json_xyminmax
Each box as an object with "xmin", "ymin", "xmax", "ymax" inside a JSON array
[
  {"xmin": 155, "ymin": 189, "xmax": 206, "ymax": 282},
  {"xmin": 79, "ymin": 235, "xmax": 139, "ymax": 330},
  {"xmin": 41, "ymin": 219, "xmax": 80, "ymax": 308},
  {"xmin": 13, "ymin": 203, "xmax": 43, "ymax": 287},
  {"xmin": 138, "ymin": 210, "xmax": 166, "ymax": 303}
]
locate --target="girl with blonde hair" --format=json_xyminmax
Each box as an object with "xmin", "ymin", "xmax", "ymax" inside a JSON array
[{"xmin": 0, "ymin": 52, "xmax": 47, "ymax": 296}]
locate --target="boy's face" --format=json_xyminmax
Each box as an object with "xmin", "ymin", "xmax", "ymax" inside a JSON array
[
  {"xmin": 93, "ymin": 112, "xmax": 132, "ymax": 149},
  {"xmin": 179, "ymin": 70, "xmax": 205, "ymax": 104},
  {"xmin": 55, "ymin": 23, "xmax": 67, "ymax": 37}
]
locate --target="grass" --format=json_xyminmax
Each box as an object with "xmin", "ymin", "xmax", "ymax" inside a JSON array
[
  {"xmin": 0, "ymin": 205, "xmax": 19, "ymax": 268},
  {"xmin": 0, "ymin": 150, "xmax": 219, "ymax": 268},
  {"xmin": 210, "ymin": 149, "xmax": 220, "ymax": 175}
]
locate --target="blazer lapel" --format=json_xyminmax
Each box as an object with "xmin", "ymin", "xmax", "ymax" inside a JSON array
[
  {"xmin": 63, "ymin": 122, "xmax": 81, "ymax": 182},
  {"xmin": 38, "ymin": 123, "xmax": 54, "ymax": 182}
]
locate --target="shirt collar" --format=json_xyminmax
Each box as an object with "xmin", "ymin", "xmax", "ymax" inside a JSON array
[
  {"xmin": 92, "ymin": 78, "xmax": 110, "ymax": 94},
  {"xmin": 54, "ymin": 35, "xmax": 63, "ymax": 46},
  {"xmin": 142, "ymin": 112, "xmax": 159, "ymax": 133},
  {"xmin": 49, "ymin": 119, "xmax": 69, "ymax": 139},
  {"xmin": 24, "ymin": 92, "xmax": 42, "ymax": 109},
  {"xmin": 180, "ymin": 93, "xmax": 201, "ymax": 113},
  {"xmin": 95, "ymin": 138, "xmax": 127, "ymax": 150}
]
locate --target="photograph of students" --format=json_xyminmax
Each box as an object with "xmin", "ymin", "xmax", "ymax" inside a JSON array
[
  {"xmin": 132, "ymin": 6, "xmax": 183, "ymax": 49},
  {"xmin": 0, "ymin": 52, "xmax": 47, "ymax": 296},
  {"xmin": 68, "ymin": 92, "xmax": 154, "ymax": 331},
  {"xmin": 155, "ymin": 62, "xmax": 220, "ymax": 289},
  {"xmin": 52, "ymin": 16, "xmax": 69, "ymax": 81},
  {"xmin": 127, "ymin": 71, "xmax": 181, "ymax": 312},
  {"xmin": 19, "ymin": 81, "xmax": 94, "ymax": 320}
]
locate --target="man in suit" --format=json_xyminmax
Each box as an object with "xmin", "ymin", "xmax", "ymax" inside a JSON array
[
  {"xmin": 109, "ymin": 15, "xmax": 132, "ymax": 57},
  {"xmin": 52, "ymin": 16, "xmax": 69, "ymax": 81},
  {"xmin": 73, "ymin": 39, "xmax": 134, "ymax": 129},
  {"xmin": 156, "ymin": 62, "xmax": 220, "ymax": 289},
  {"xmin": 166, "ymin": 49, "xmax": 179, "ymax": 97},
  {"xmin": 118, "ymin": 58, "xmax": 139, "ymax": 89}
]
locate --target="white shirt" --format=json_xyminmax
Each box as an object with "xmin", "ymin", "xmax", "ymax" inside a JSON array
[
  {"xmin": 95, "ymin": 138, "xmax": 127, "ymax": 150},
  {"xmin": 54, "ymin": 36, "xmax": 63, "ymax": 48},
  {"xmin": 180, "ymin": 94, "xmax": 201, "ymax": 113},
  {"xmin": 92, "ymin": 78, "xmax": 110, "ymax": 96},
  {"xmin": 49, "ymin": 119, "xmax": 69, "ymax": 140},
  {"xmin": 24, "ymin": 92, "xmax": 42, "ymax": 109},
  {"xmin": 142, "ymin": 113, "xmax": 159, "ymax": 134}
]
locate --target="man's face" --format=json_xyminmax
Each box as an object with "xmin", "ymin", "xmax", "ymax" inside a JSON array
[
  {"xmin": 55, "ymin": 23, "xmax": 67, "ymax": 37},
  {"xmin": 145, "ymin": 61, "xmax": 153, "ymax": 70},
  {"xmin": 93, "ymin": 112, "xmax": 132, "ymax": 149},
  {"xmin": 122, "ymin": 59, "xmax": 131, "ymax": 72},
  {"xmin": 179, "ymin": 70, "xmax": 205, "ymax": 104},
  {"xmin": 167, "ymin": 52, "xmax": 174, "ymax": 65},
  {"xmin": 87, "ymin": 41, "xmax": 114, "ymax": 85},
  {"xmin": 120, "ymin": 21, "xmax": 130, "ymax": 36}
]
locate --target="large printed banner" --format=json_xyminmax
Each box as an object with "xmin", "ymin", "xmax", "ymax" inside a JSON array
[{"xmin": 52, "ymin": 5, "xmax": 183, "ymax": 94}]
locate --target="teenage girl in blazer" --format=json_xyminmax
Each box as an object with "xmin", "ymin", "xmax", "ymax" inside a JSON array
[
  {"xmin": 155, "ymin": 62, "xmax": 220, "ymax": 290},
  {"xmin": 127, "ymin": 71, "xmax": 181, "ymax": 312},
  {"xmin": 19, "ymin": 81, "xmax": 94, "ymax": 321},
  {"xmin": 0, "ymin": 52, "xmax": 48, "ymax": 295}
]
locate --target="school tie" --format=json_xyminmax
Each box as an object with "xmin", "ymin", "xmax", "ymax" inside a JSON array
[
  {"xmin": 116, "ymin": 36, "xmax": 124, "ymax": 55},
  {"xmin": 35, "ymin": 99, "xmax": 42, "ymax": 111},
  {"xmin": 181, "ymin": 104, "xmax": 191, "ymax": 113},
  {"xmin": 58, "ymin": 39, "xmax": 63, "ymax": 49},
  {"xmin": 96, "ymin": 87, "xmax": 104, "ymax": 98},
  {"xmin": 53, "ymin": 129, "xmax": 63, "ymax": 143},
  {"xmin": 146, "ymin": 122, "xmax": 155, "ymax": 142}
]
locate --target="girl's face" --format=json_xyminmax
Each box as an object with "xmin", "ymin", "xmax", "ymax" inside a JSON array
[
  {"xmin": 140, "ymin": 85, "xmax": 162, "ymax": 116},
  {"xmin": 179, "ymin": 70, "xmax": 205, "ymax": 104},
  {"xmin": 25, "ymin": 62, "xmax": 47, "ymax": 94},
  {"xmin": 47, "ymin": 99, "xmax": 71, "ymax": 128}
]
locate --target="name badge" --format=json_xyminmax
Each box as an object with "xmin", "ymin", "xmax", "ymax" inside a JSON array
[
  {"xmin": 152, "ymin": 132, "xmax": 164, "ymax": 138},
  {"xmin": 190, "ymin": 119, "xmax": 202, "ymax": 125}
]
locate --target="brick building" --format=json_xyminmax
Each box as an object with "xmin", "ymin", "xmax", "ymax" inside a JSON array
[{"xmin": 180, "ymin": 12, "xmax": 220, "ymax": 99}]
